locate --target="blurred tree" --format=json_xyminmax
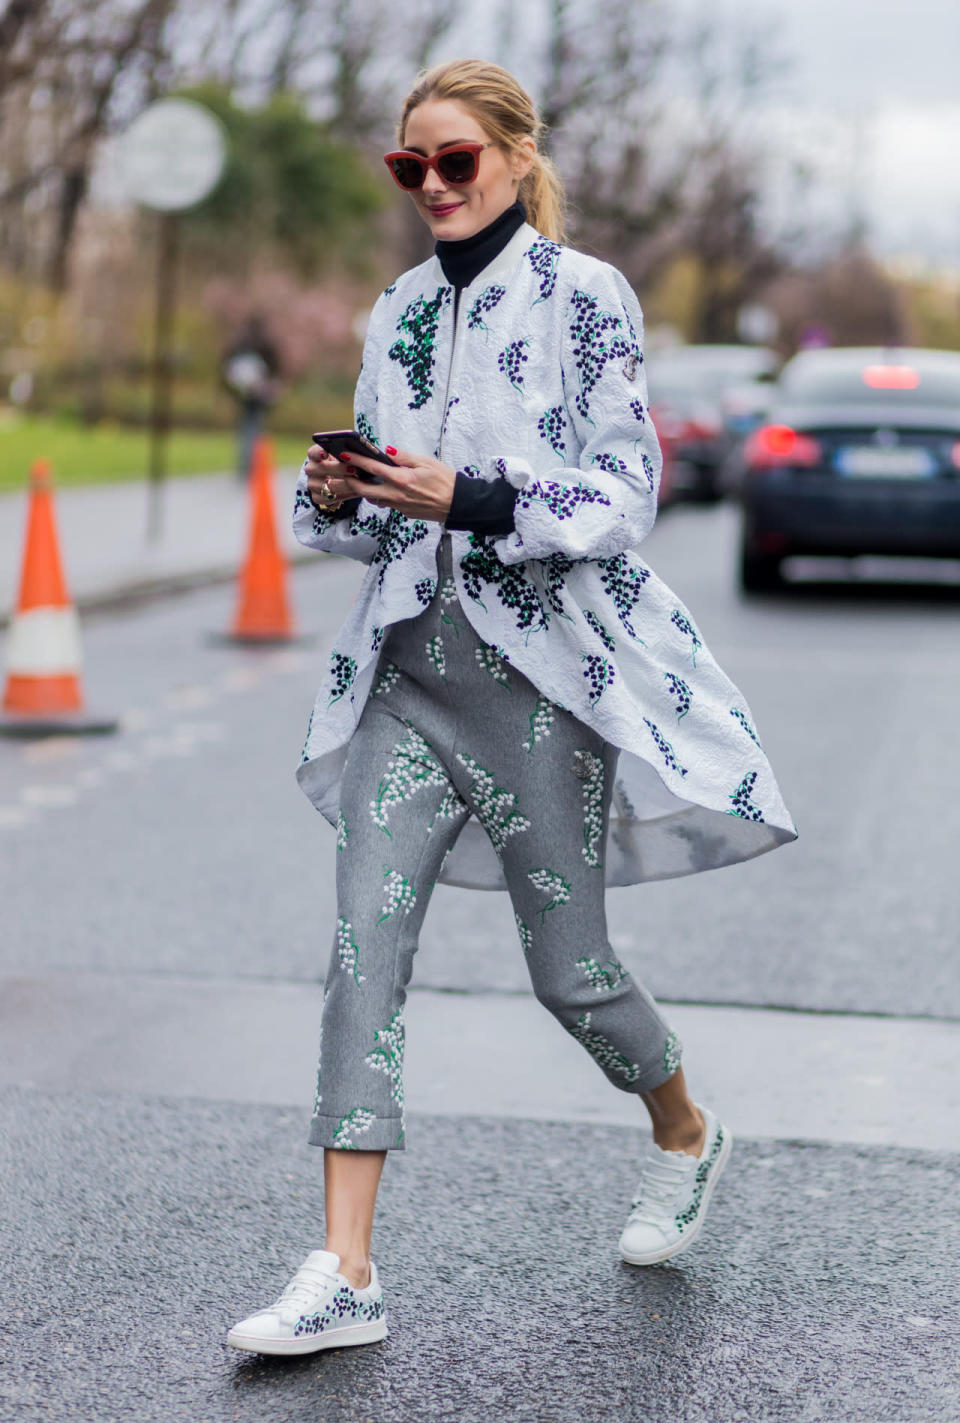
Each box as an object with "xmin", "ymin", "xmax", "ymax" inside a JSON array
[
  {"xmin": 897, "ymin": 273, "xmax": 960, "ymax": 351},
  {"xmin": 686, "ymin": 163, "xmax": 784, "ymax": 342},
  {"xmin": 174, "ymin": 84, "xmax": 383, "ymax": 278},
  {"xmin": 186, "ymin": 0, "xmax": 458, "ymax": 137},
  {"xmin": 763, "ymin": 245, "xmax": 910, "ymax": 353},
  {"xmin": 0, "ymin": 0, "xmax": 178, "ymax": 289},
  {"xmin": 183, "ymin": 0, "xmax": 459, "ymax": 270},
  {"xmin": 539, "ymin": 0, "xmax": 802, "ymax": 330}
]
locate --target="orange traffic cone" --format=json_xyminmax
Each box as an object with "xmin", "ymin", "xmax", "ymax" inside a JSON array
[
  {"xmin": 223, "ymin": 436, "xmax": 298, "ymax": 644},
  {"xmin": 1, "ymin": 461, "xmax": 117, "ymax": 736}
]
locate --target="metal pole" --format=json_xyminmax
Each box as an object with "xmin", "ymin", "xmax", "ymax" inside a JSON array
[{"xmin": 147, "ymin": 210, "xmax": 179, "ymax": 543}]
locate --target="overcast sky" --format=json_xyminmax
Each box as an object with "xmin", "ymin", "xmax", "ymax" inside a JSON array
[{"xmin": 754, "ymin": 0, "xmax": 960, "ymax": 263}]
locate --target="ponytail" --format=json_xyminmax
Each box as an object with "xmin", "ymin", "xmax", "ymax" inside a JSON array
[{"xmin": 520, "ymin": 153, "xmax": 566, "ymax": 245}]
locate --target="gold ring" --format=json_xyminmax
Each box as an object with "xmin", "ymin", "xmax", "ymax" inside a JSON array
[{"xmin": 320, "ymin": 481, "xmax": 335, "ymax": 501}]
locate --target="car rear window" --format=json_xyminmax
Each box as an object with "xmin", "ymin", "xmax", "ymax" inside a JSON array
[{"xmin": 780, "ymin": 361, "xmax": 960, "ymax": 405}]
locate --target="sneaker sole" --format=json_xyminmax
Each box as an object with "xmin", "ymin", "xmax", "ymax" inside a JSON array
[
  {"xmin": 226, "ymin": 1318, "xmax": 388, "ymax": 1356},
  {"xmin": 619, "ymin": 1123, "xmax": 734, "ymax": 1266}
]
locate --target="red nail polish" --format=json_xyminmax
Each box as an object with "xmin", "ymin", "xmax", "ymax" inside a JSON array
[
  {"xmin": 338, "ymin": 452, "xmax": 351, "ymax": 462},
  {"xmin": 385, "ymin": 445, "xmax": 397, "ymax": 456}
]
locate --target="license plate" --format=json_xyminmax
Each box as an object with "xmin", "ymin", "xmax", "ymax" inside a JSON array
[{"xmin": 836, "ymin": 446, "xmax": 935, "ymax": 478}]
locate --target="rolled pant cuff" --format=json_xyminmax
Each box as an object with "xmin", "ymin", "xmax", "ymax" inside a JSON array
[{"xmin": 308, "ymin": 1111, "xmax": 406, "ymax": 1151}]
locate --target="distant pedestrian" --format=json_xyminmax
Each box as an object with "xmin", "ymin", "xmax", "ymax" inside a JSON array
[
  {"xmin": 227, "ymin": 58, "xmax": 797, "ymax": 1356},
  {"xmin": 220, "ymin": 314, "xmax": 282, "ymax": 479}
]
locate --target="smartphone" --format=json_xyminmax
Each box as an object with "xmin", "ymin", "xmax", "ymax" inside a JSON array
[{"xmin": 312, "ymin": 429, "xmax": 397, "ymax": 485}]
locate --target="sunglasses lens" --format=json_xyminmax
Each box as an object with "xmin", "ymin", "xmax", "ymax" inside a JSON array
[
  {"xmin": 390, "ymin": 156, "xmax": 426, "ymax": 189},
  {"xmin": 437, "ymin": 149, "xmax": 477, "ymax": 184}
]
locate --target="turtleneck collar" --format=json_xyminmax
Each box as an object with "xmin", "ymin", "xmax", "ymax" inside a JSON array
[{"xmin": 435, "ymin": 199, "xmax": 527, "ymax": 292}]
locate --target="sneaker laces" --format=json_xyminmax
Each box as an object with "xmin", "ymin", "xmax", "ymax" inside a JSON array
[
  {"xmin": 628, "ymin": 1149, "xmax": 696, "ymax": 1223},
  {"xmin": 268, "ymin": 1260, "xmax": 341, "ymax": 1320}
]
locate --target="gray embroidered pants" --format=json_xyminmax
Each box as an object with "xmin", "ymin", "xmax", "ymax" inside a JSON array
[{"xmin": 309, "ymin": 537, "xmax": 682, "ymax": 1152}]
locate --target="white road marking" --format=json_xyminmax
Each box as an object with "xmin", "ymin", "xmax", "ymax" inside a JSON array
[
  {"xmin": 21, "ymin": 737, "xmax": 80, "ymax": 765},
  {"xmin": 143, "ymin": 735, "xmax": 195, "ymax": 759},
  {"xmin": 263, "ymin": 649, "xmax": 309, "ymax": 674},
  {"xmin": 0, "ymin": 806, "xmax": 31, "ymax": 828},
  {"xmin": 104, "ymin": 750, "xmax": 140, "ymax": 771},
  {"xmin": 4, "ymin": 663, "xmax": 269, "ymax": 824},
  {"xmin": 21, "ymin": 785, "xmax": 79, "ymax": 807},
  {"xmin": 220, "ymin": 667, "xmax": 264, "ymax": 692},
  {"xmin": 172, "ymin": 720, "xmax": 225, "ymax": 742},
  {"xmin": 120, "ymin": 709, "xmax": 154, "ymax": 732},
  {"xmin": 165, "ymin": 685, "xmax": 214, "ymax": 711}
]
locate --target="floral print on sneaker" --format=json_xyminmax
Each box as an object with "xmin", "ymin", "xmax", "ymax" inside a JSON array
[{"xmin": 294, "ymin": 1288, "xmax": 385, "ymax": 1338}]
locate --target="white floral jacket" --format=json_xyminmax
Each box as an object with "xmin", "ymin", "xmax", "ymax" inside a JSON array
[{"xmin": 293, "ymin": 222, "xmax": 797, "ymax": 888}]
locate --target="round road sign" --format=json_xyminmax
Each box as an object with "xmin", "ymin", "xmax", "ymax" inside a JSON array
[{"xmin": 118, "ymin": 98, "xmax": 227, "ymax": 212}]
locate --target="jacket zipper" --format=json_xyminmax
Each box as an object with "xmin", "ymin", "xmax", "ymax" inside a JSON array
[{"xmin": 437, "ymin": 285, "xmax": 462, "ymax": 464}]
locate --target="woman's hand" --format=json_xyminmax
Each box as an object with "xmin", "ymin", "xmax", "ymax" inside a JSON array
[
  {"xmin": 312, "ymin": 445, "xmax": 456, "ymax": 523},
  {"xmin": 305, "ymin": 445, "xmax": 352, "ymax": 511}
]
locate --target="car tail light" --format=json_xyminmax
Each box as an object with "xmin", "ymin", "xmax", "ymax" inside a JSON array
[
  {"xmin": 863, "ymin": 365, "xmax": 920, "ymax": 390},
  {"xmin": 744, "ymin": 424, "xmax": 822, "ymax": 468}
]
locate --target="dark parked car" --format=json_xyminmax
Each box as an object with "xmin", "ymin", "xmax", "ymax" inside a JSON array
[
  {"xmin": 647, "ymin": 345, "xmax": 779, "ymax": 502},
  {"xmin": 737, "ymin": 346, "xmax": 960, "ymax": 591}
]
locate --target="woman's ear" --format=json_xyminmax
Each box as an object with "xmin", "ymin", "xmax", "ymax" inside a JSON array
[{"xmin": 512, "ymin": 136, "xmax": 537, "ymax": 182}]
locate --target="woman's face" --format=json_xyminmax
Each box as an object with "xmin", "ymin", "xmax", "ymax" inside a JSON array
[{"xmin": 401, "ymin": 99, "xmax": 534, "ymax": 242}]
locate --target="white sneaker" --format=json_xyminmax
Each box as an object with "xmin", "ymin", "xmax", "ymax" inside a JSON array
[
  {"xmin": 619, "ymin": 1103, "xmax": 733, "ymax": 1266},
  {"xmin": 226, "ymin": 1250, "xmax": 387, "ymax": 1356}
]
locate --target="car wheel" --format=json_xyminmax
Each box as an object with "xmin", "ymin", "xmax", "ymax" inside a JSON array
[{"xmin": 739, "ymin": 546, "xmax": 784, "ymax": 592}]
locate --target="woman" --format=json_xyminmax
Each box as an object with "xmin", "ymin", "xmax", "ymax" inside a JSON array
[{"xmin": 227, "ymin": 59, "xmax": 796, "ymax": 1357}]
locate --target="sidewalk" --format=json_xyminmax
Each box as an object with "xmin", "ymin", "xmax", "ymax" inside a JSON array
[{"xmin": 0, "ymin": 469, "xmax": 308, "ymax": 625}]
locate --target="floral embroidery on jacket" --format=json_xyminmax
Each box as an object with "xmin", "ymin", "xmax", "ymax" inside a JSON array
[
  {"xmin": 597, "ymin": 553, "xmax": 650, "ymax": 640},
  {"xmin": 730, "ymin": 706, "xmax": 762, "ymax": 748},
  {"xmin": 643, "ymin": 716, "xmax": 689, "ymax": 778},
  {"xmin": 527, "ymin": 236, "xmax": 562, "ymax": 304},
  {"xmin": 592, "ymin": 451, "xmax": 629, "ymax": 474},
  {"xmin": 569, "ymin": 289, "xmax": 634, "ymax": 422},
  {"xmin": 516, "ymin": 480, "xmax": 612, "ymax": 522},
  {"xmin": 461, "ymin": 536, "xmax": 548, "ymax": 637},
  {"xmin": 467, "ymin": 284, "xmax": 506, "ymax": 331},
  {"xmin": 388, "ymin": 287, "xmax": 451, "ymax": 409},
  {"xmin": 371, "ymin": 511, "xmax": 430, "ymax": 590},
  {"xmin": 664, "ymin": 672, "xmax": 693, "ymax": 721},
  {"xmin": 538, "ymin": 404, "xmax": 568, "ymax": 457},
  {"xmin": 328, "ymin": 652, "xmax": 357, "ymax": 708},
  {"xmin": 583, "ymin": 609, "xmax": 616, "ymax": 651},
  {"xmin": 728, "ymin": 770, "xmax": 765, "ymax": 821},
  {"xmin": 582, "ymin": 652, "xmax": 616, "ymax": 705},
  {"xmin": 670, "ymin": 608, "xmax": 702, "ymax": 666},
  {"xmin": 498, "ymin": 339, "xmax": 531, "ymax": 391}
]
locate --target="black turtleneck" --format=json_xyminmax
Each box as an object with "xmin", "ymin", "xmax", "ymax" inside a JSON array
[
  {"xmin": 440, "ymin": 199, "xmax": 526, "ymax": 537},
  {"xmin": 436, "ymin": 199, "xmax": 526, "ymax": 303}
]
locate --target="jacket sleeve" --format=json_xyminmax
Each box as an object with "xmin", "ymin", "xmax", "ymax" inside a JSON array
[
  {"xmin": 489, "ymin": 265, "xmax": 661, "ymax": 565},
  {"xmin": 291, "ymin": 291, "xmax": 393, "ymax": 564}
]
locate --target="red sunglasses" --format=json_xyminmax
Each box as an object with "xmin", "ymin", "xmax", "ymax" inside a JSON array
[{"xmin": 383, "ymin": 142, "xmax": 493, "ymax": 191}]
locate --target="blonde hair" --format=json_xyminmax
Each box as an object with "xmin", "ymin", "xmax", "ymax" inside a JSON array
[{"xmin": 398, "ymin": 59, "xmax": 566, "ymax": 245}]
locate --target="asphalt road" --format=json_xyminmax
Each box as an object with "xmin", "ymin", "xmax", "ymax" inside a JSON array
[{"xmin": 2, "ymin": 501, "xmax": 959, "ymax": 1422}]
